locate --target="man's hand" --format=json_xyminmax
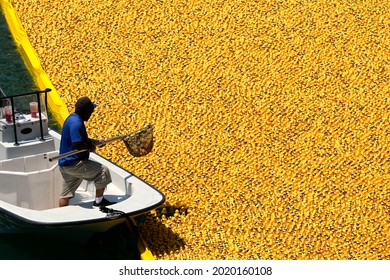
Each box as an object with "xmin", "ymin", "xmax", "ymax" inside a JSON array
[{"xmin": 92, "ymin": 139, "xmax": 106, "ymax": 148}]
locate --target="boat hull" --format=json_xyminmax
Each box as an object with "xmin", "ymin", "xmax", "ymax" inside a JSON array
[
  {"xmin": 0, "ymin": 210, "xmax": 130, "ymax": 244},
  {"xmin": 0, "ymin": 130, "xmax": 165, "ymax": 243}
]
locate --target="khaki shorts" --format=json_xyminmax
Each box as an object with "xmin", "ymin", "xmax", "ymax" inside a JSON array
[{"xmin": 59, "ymin": 160, "xmax": 112, "ymax": 198}]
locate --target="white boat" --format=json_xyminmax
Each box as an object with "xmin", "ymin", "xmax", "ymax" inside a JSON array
[{"xmin": 0, "ymin": 89, "xmax": 165, "ymax": 243}]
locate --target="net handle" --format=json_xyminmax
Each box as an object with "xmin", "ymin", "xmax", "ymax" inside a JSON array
[
  {"xmin": 102, "ymin": 124, "xmax": 152, "ymax": 144},
  {"xmin": 48, "ymin": 124, "xmax": 152, "ymax": 162}
]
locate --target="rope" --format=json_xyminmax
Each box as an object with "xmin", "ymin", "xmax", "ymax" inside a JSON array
[{"xmin": 98, "ymin": 205, "xmax": 128, "ymax": 220}]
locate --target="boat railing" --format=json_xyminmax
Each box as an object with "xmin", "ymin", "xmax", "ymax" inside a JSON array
[{"xmin": 0, "ymin": 88, "xmax": 51, "ymax": 146}]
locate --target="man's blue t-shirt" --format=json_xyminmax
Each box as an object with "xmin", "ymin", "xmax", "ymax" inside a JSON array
[{"xmin": 58, "ymin": 113, "xmax": 90, "ymax": 167}]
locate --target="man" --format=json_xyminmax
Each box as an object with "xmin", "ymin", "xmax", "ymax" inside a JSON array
[{"xmin": 58, "ymin": 96, "xmax": 115, "ymax": 207}]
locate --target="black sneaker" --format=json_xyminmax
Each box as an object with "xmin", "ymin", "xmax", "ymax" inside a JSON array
[{"xmin": 93, "ymin": 197, "xmax": 116, "ymax": 207}]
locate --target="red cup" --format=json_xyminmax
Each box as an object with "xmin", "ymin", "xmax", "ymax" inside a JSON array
[
  {"xmin": 30, "ymin": 102, "xmax": 38, "ymax": 118},
  {"xmin": 4, "ymin": 106, "xmax": 12, "ymax": 123}
]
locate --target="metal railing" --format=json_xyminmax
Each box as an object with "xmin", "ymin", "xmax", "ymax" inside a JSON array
[{"xmin": 0, "ymin": 88, "xmax": 51, "ymax": 145}]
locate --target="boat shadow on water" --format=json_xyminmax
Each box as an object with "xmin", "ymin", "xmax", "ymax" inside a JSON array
[
  {"xmin": 0, "ymin": 220, "xmax": 141, "ymax": 260},
  {"xmin": 135, "ymin": 202, "xmax": 187, "ymax": 258}
]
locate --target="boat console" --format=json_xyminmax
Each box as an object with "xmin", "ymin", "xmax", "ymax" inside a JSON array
[{"xmin": 0, "ymin": 89, "xmax": 55, "ymax": 160}]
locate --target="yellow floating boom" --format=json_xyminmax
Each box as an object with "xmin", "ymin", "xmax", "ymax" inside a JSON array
[{"xmin": 0, "ymin": 0, "xmax": 69, "ymax": 126}]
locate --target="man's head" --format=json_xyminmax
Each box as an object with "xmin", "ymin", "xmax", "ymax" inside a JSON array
[{"xmin": 75, "ymin": 96, "xmax": 96, "ymax": 121}]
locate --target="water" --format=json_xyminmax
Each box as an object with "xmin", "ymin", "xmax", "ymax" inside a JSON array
[
  {"xmin": 0, "ymin": 224, "xmax": 141, "ymax": 260},
  {"xmin": 0, "ymin": 9, "xmax": 140, "ymax": 260}
]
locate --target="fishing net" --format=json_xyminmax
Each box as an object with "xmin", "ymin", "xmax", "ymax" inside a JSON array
[{"xmin": 122, "ymin": 123, "xmax": 154, "ymax": 157}]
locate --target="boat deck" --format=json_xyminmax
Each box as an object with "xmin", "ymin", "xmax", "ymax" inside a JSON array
[{"xmin": 70, "ymin": 180, "xmax": 127, "ymax": 207}]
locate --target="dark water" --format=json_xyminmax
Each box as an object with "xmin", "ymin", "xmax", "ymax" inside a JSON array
[
  {"xmin": 0, "ymin": 223, "xmax": 141, "ymax": 260},
  {"xmin": 0, "ymin": 9, "xmax": 140, "ymax": 260}
]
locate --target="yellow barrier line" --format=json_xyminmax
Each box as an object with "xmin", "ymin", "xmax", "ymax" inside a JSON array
[
  {"xmin": 1, "ymin": 0, "xmax": 156, "ymax": 260},
  {"xmin": 0, "ymin": 0, "xmax": 69, "ymax": 126}
]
